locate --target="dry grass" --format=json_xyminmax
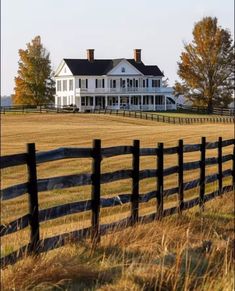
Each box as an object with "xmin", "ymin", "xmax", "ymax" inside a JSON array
[
  {"xmin": 1, "ymin": 191, "xmax": 234, "ymax": 290},
  {"xmin": 1, "ymin": 114, "xmax": 234, "ymax": 290}
]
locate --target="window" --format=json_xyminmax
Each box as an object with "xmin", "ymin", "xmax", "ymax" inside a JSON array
[
  {"xmin": 57, "ymin": 96, "xmax": 61, "ymax": 105},
  {"xmin": 75, "ymin": 79, "xmax": 80, "ymax": 88},
  {"xmin": 57, "ymin": 80, "xmax": 61, "ymax": 91},
  {"xmin": 121, "ymin": 67, "xmax": 125, "ymax": 72},
  {"xmin": 152, "ymin": 80, "xmax": 161, "ymax": 87},
  {"xmin": 81, "ymin": 96, "xmax": 93, "ymax": 106},
  {"xmin": 80, "ymin": 79, "xmax": 88, "ymax": 89},
  {"xmin": 143, "ymin": 80, "xmax": 145, "ymax": 88},
  {"xmin": 69, "ymin": 80, "xmax": 73, "ymax": 91},
  {"xmin": 110, "ymin": 79, "xmax": 116, "ymax": 89},
  {"xmin": 95, "ymin": 79, "xmax": 105, "ymax": 88},
  {"xmin": 81, "ymin": 97, "xmax": 85, "ymax": 106},
  {"xmin": 63, "ymin": 80, "xmax": 67, "ymax": 91}
]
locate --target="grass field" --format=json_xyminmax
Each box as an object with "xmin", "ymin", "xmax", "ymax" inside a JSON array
[{"xmin": 1, "ymin": 114, "xmax": 234, "ymax": 290}]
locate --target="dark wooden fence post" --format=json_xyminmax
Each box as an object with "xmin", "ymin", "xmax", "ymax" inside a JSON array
[
  {"xmin": 218, "ymin": 137, "xmax": 223, "ymax": 195},
  {"xmin": 91, "ymin": 139, "xmax": 101, "ymax": 243},
  {"xmin": 26, "ymin": 143, "xmax": 40, "ymax": 254},
  {"xmin": 178, "ymin": 140, "xmax": 184, "ymax": 214},
  {"xmin": 156, "ymin": 143, "xmax": 164, "ymax": 219},
  {"xmin": 199, "ymin": 137, "xmax": 206, "ymax": 210},
  {"xmin": 233, "ymin": 139, "xmax": 235, "ymax": 188},
  {"xmin": 131, "ymin": 140, "xmax": 140, "ymax": 225}
]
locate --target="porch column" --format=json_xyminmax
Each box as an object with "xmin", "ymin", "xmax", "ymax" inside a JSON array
[
  {"xmin": 141, "ymin": 95, "xmax": 143, "ymax": 111},
  {"xmin": 118, "ymin": 96, "xmax": 120, "ymax": 110},
  {"xmin": 154, "ymin": 95, "xmax": 156, "ymax": 111},
  {"xmin": 105, "ymin": 96, "xmax": 108, "ymax": 109},
  {"xmin": 164, "ymin": 95, "xmax": 167, "ymax": 111},
  {"xmin": 129, "ymin": 95, "xmax": 131, "ymax": 110},
  {"xmin": 79, "ymin": 96, "xmax": 82, "ymax": 112},
  {"xmin": 92, "ymin": 96, "xmax": 95, "ymax": 110}
]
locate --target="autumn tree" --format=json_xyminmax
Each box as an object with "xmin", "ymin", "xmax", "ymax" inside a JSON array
[
  {"xmin": 13, "ymin": 36, "xmax": 55, "ymax": 105},
  {"xmin": 174, "ymin": 17, "xmax": 234, "ymax": 112}
]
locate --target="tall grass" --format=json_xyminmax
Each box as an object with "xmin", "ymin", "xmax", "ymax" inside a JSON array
[{"xmin": 1, "ymin": 190, "xmax": 234, "ymax": 290}]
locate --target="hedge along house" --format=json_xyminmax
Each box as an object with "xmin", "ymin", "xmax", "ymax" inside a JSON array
[{"xmin": 54, "ymin": 49, "xmax": 176, "ymax": 112}]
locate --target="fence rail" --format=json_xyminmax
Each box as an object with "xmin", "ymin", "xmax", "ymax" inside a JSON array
[
  {"xmin": 1, "ymin": 137, "xmax": 235, "ymax": 268},
  {"xmin": 94, "ymin": 108, "xmax": 235, "ymax": 124},
  {"xmin": 177, "ymin": 104, "xmax": 235, "ymax": 116}
]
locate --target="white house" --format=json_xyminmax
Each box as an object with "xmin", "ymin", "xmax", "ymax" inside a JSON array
[{"xmin": 54, "ymin": 49, "xmax": 176, "ymax": 112}]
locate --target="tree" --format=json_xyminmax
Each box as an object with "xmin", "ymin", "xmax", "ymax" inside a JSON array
[
  {"xmin": 13, "ymin": 36, "xmax": 55, "ymax": 105},
  {"xmin": 174, "ymin": 17, "xmax": 234, "ymax": 112}
]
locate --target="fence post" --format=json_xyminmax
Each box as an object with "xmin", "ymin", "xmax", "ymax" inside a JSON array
[
  {"xmin": 91, "ymin": 139, "xmax": 101, "ymax": 243},
  {"xmin": 218, "ymin": 137, "xmax": 223, "ymax": 196},
  {"xmin": 233, "ymin": 139, "xmax": 235, "ymax": 188},
  {"xmin": 26, "ymin": 143, "xmax": 40, "ymax": 254},
  {"xmin": 178, "ymin": 140, "xmax": 184, "ymax": 214},
  {"xmin": 199, "ymin": 137, "xmax": 206, "ymax": 210},
  {"xmin": 131, "ymin": 140, "xmax": 140, "ymax": 225},
  {"xmin": 156, "ymin": 143, "xmax": 164, "ymax": 219}
]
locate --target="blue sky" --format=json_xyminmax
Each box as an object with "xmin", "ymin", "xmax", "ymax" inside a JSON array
[{"xmin": 1, "ymin": 0, "xmax": 234, "ymax": 95}]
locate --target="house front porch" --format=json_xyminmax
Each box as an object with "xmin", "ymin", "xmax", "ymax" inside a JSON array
[{"xmin": 57, "ymin": 94, "xmax": 177, "ymax": 112}]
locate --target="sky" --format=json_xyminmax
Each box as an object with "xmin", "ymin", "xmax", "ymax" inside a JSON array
[{"xmin": 1, "ymin": 0, "xmax": 234, "ymax": 96}]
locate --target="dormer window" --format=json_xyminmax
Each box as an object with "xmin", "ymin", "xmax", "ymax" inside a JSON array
[{"xmin": 121, "ymin": 67, "xmax": 125, "ymax": 73}]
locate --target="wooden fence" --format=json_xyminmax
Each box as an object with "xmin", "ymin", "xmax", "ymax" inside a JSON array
[
  {"xmin": 94, "ymin": 108, "xmax": 235, "ymax": 124},
  {"xmin": 1, "ymin": 137, "xmax": 235, "ymax": 268},
  {"xmin": 1, "ymin": 104, "xmax": 235, "ymax": 124},
  {"xmin": 177, "ymin": 104, "xmax": 235, "ymax": 116}
]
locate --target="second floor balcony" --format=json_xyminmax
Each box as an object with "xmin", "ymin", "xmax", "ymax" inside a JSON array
[{"xmin": 75, "ymin": 87, "xmax": 173, "ymax": 95}]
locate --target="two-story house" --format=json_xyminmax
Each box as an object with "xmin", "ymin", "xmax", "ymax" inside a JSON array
[{"xmin": 54, "ymin": 49, "xmax": 176, "ymax": 112}]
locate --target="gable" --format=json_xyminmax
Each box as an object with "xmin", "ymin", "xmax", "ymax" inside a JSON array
[
  {"xmin": 107, "ymin": 59, "xmax": 143, "ymax": 76},
  {"xmin": 55, "ymin": 61, "xmax": 73, "ymax": 77}
]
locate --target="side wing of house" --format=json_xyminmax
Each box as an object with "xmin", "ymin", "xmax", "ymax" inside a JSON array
[{"xmin": 54, "ymin": 61, "xmax": 76, "ymax": 107}]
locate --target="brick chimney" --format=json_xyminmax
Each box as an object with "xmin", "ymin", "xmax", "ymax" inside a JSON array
[
  {"xmin": 87, "ymin": 49, "xmax": 94, "ymax": 62},
  {"xmin": 134, "ymin": 49, "xmax": 141, "ymax": 63}
]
